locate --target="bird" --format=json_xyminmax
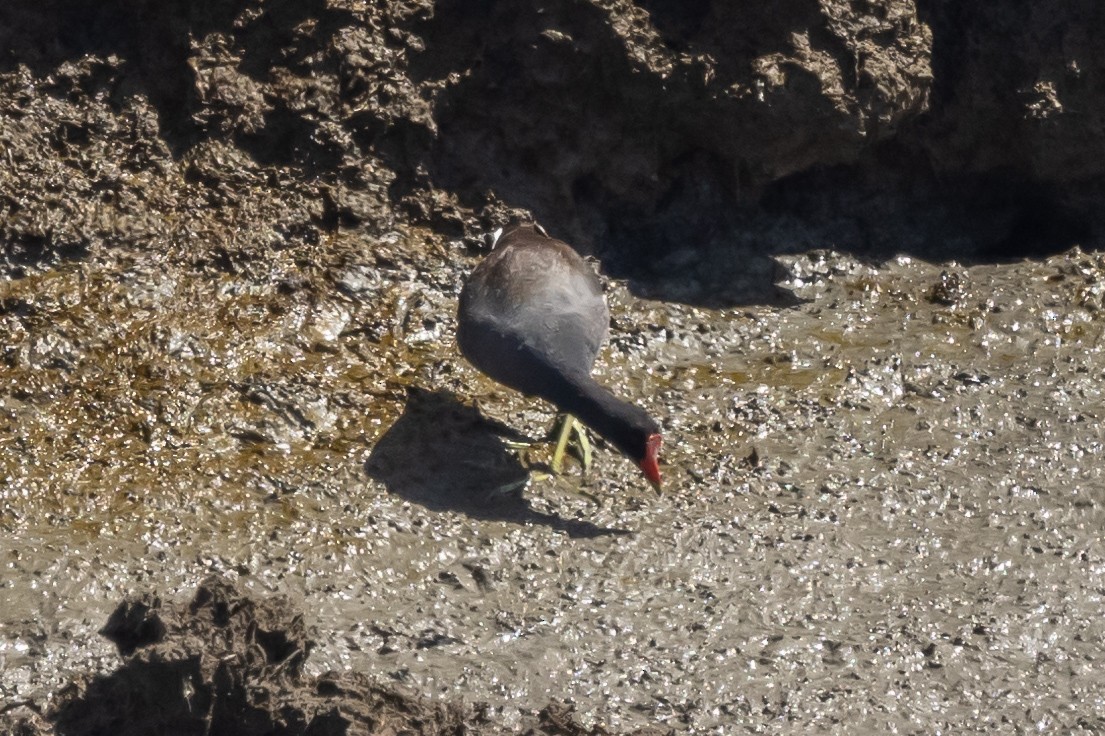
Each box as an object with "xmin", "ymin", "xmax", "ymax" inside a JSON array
[{"xmin": 456, "ymin": 222, "xmax": 662, "ymax": 493}]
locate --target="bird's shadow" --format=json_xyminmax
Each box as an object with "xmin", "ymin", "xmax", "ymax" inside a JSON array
[{"xmin": 365, "ymin": 387, "xmax": 629, "ymax": 539}]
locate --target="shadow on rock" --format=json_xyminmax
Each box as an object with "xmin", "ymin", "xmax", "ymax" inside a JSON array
[{"xmin": 366, "ymin": 387, "xmax": 629, "ymax": 539}]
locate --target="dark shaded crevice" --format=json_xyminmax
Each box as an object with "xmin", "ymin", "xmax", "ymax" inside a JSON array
[
  {"xmin": 635, "ymin": 0, "xmax": 825, "ymax": 84},
  {"xmin": 404, "ymin": 0, "xmax": 495, "ymax": 85},
  {"xmin": 0, "ymin": 234, "xmax": 90, "ymax": 279},
  {"xmin": 234, "ymin": 0, "xmax": 346, "ymax": 79},
  {"xmin": 633, "ymin": 0, "xmax": 712, "ymax": 51},
  {"xmin": 238, "ymin": 104, "xmax": 345, "ymax": 176},
  {"xmin": 592, "ymin": 138, "xmax": 1097, "ymax": 306},
  {"xmin": 975, "ymin": 182, "xmax": 1094, "ymax": 260},
  {"xmin": 912, "ymin": 0, "xmax": 968, "ymax": 114},
  {"xmin": 806, "ymin": 22, "xmax": 860, "ymax": 93},
  {"xmin": 759, "ymin": 150, "xmax": 1096, "ymax": 263}
]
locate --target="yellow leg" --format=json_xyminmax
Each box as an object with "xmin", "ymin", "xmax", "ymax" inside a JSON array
[
  {"xmin": 575, "ymin": 419, "xmax": 592, "ymax": 472},
  {"xmin": 550, "ymin": 414, "xmax": 592, "ymax": 475}
]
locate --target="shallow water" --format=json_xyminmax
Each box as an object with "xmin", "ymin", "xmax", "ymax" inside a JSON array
[{"xmin": 3, "ymin": 233, "xmax": 1105, "ymax": 732}]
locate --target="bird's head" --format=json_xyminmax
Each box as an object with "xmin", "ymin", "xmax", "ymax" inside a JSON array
[{"xmin": 604, "ymin": 403, "xmax": 663, "ymax": 494}]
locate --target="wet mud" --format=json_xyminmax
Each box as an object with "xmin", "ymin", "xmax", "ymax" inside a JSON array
[
  {"xmin": 2, "ymin": 578, "xmax": 663, "ymax": 735},
  {"xmin": 6, "ymin": 234, "xmax": 1105, "ymax": 732},
  {"xmin": 4, "ymin": 1, "xmax": 1105, "ymax": 734}
]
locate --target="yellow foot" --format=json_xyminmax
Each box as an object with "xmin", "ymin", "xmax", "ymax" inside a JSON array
[{"xmin": 549, "ymin": 414, "xmax": 592, "ymax": 475}]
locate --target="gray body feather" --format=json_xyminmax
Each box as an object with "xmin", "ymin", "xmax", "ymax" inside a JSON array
[{"xmin": 458, "ymin": 225, "xmax": 608, "ymax": 399}]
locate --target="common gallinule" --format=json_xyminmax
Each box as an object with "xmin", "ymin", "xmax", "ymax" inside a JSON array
[{"xmin": 457, "ymin": 223, "xmax": 662, "ymax": 492}]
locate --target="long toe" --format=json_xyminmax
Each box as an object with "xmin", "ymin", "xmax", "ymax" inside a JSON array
[
  {"xmin": 550, "ymin": 413, "xmax": 574, "ymax": 475},
  {"xmin": 487, "ymin": 476, "xmax": 530, "ymax": 499},
  {"xmin": 569, "ymin": 417, "xmax": 593, "ymax": 473}
]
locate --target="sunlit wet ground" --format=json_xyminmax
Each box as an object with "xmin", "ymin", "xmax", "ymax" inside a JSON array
[{"xmin": 3, "ymin": 231, "xmax": 1105, "ymax": 732}]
